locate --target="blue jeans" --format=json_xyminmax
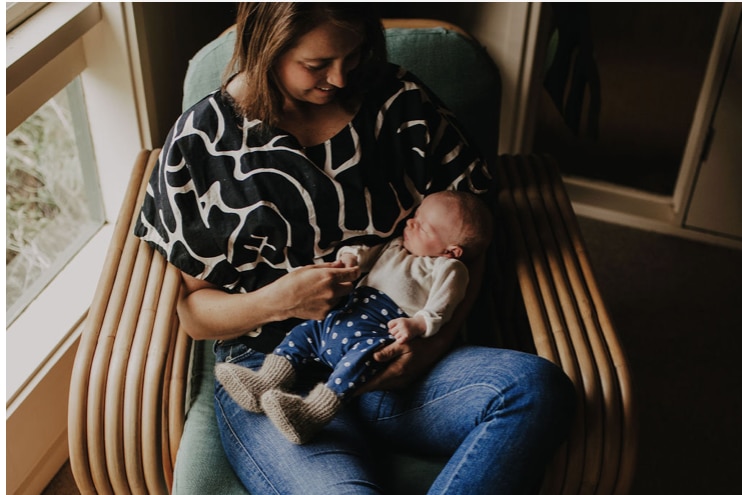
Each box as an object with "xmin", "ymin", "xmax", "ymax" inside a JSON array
[{"xmin": 214, "ymin": 342, "xmax": 575, "ymax": 495}]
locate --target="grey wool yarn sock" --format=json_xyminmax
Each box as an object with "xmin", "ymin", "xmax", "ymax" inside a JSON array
[
  {"xmin": 215, "ymin": 354, "xmax": 296, "ymax": 413},
  {"xmin": 261, "ymin": 383, "xmax": 342, "ymax": 444}
]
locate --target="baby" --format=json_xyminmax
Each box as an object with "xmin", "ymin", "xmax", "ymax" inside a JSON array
[{"xmin": 216, "ymin": 190, "xmax": 493, "ymax": 444}]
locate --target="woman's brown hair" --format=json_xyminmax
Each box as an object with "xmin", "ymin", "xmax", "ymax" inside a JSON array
[{"xmin": 225, "ymin": 2, "xmax": 387, "ymax": 127}]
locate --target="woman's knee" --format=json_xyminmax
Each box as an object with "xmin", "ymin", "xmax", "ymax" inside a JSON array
[
  {"xmin": 449, "ymin": 347, "xmax": 576, "ymax": 433},
  {"xmin": 514, "ymin": 355, "xmax": 576, "ymax": 440}
]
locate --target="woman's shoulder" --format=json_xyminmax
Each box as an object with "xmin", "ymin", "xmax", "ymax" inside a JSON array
[
  {"xmin": 367, "ymin": 62, "xmax": 426, "ymax": 95},
  {"xmin": 168, "ymin": 89, "xmax": 282, "ymax": 152},
  {"xmin": 359, "ymin": 62, "xmax": 446, "ymax": 120},
  {"xmin": 178, "ymin": 89, "xmax": 237, "ymax": 124}
]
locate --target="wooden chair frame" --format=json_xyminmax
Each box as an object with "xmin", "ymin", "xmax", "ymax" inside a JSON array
[{"xmin": 69, "ymin": 148, "xmax": 636, "ymax": 495}]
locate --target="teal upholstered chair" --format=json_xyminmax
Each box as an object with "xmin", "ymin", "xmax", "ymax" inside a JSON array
[{"xmin": 69, "ymin": 20, "xmax": 635, "ymax": 495}]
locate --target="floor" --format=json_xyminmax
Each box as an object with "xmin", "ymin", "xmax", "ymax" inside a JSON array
[
  {"xmin": 43, "ymin": 217, "xmax": 742, "ymax": 494},
  {"xmin": 577, "ymin": 217, "xmax": 742, "ymax": 494}
]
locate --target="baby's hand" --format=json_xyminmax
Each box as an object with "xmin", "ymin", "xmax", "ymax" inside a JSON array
[
  {"xmin": 338, "ymin": 252, "xmax": 359, "ymax": 269},
  {"xmin": 387, "ymin": 316, "xmax": 426, "ymax": 344}
]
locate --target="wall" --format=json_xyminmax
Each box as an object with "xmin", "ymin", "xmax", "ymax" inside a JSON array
[
  {"xmin": 8, "ymin": 339, "xmax": 79, "ymax": 495},
  {"xmin": 131, "ymin": 2, "xmax": 236, "ymax": 147}
]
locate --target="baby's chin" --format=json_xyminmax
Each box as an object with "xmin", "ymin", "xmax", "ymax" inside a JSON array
[{"xmin": 401, "ymin": 238, "xmax": 414, "ymax": 254}]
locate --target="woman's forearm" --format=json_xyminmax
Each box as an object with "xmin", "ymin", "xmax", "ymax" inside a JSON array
[
  {"xmin": 177, "ymin": 281, "xmax": 284, "ymax": 341},
  {"xmin": 176, "ymin": 262, "xmax": 361, "ymax": 341}
]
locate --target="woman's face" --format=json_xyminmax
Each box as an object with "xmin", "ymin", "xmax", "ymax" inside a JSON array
[{"xmin": 275, "ymin": 20, "xmax": 364, "ymax": 108}]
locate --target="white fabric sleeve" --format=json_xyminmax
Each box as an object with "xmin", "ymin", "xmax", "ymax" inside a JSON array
[{"xmin": 415, "ymin": 260, "xmax": 470, "ymax": 337}]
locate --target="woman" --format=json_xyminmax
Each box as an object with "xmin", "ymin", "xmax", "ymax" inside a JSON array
[{"xmin": 136, "ymin": 3, "xmax": 575, "ymax": 494}]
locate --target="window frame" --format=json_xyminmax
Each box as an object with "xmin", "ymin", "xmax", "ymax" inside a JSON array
[{"xmin": 5, "ymin": 2, "xmax": 48, "ymax": 33}]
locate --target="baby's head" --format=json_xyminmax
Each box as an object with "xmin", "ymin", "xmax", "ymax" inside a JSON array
[{"xmin": 402, "ymin": 191, "xmax": 493, "ymax": 262}]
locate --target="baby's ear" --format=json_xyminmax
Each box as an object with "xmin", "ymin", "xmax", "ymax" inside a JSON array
[{"xmin": 444, "ymin": 245, "xmax": 463, "ymax": 259}]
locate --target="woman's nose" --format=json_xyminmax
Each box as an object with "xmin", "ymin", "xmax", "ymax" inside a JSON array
[{"xmin": 326, "ymin": 63, "xmax": 347, "ymax": 88}]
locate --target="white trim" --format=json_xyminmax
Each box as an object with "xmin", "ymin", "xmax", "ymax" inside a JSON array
[
  {"xmin": 462, "ymin": 2, "xmax": 532, "ymax": 154},
  {"xmin": 674, "ymin": 3, "xmax": 742, "ymax": 217},
  {"xmin": 6, "ymin": 2, "xmax": 49, "ymax": 33},
  {"xmin": 80, "ymin": 2, "xmax": 146, "ymax": 218},
  {"xmin": 6, "ymin": 225, "xmax": 113, "ymax": 405},
  {"xmin": 565, "ymin": 176, "xmax": 677, "ymax": 226},
  {"xmin": 6, "ymin": 39, "xmax": 85, "ymax": 131},
  {"xmin": 121, "ymin": 2, "xmax": 154, "ymax": 150},
  {"xmin": 6, "ymin": 2, "xmax": 100, "ymax": 93},
  {"xmin": 573, "ymin": 198, "xmax": 742, "ymax": 251},
  {"xmin": 566, "ymin": 177, "xmax": 742, "ymax": 250},
  {"xmin": 510, "ymin": 2, "xmax": 545, "ymax": 153},
  {"xmin": 515, "ymin": 3, "xmax": 742, "ymax": 249}
]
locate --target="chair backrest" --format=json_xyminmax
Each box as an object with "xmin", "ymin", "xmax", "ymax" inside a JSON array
[{"xmin": 182, "ymin": 21, "xmax": 501, "ymax": 160}]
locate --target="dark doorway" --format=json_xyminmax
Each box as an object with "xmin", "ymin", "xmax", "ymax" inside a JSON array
[{"xmin": 533, "ymin": 3, "xmax": 723, "ymax": 196}]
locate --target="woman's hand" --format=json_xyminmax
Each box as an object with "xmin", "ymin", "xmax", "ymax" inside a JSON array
[
  {"xmin": 178, "ymin": 261, "xmax": 359, "ymax": 340},
  {"xmin": 271, "ymin": 261, "xmax": 360, "ymax": 321},
  {"xmin": 357, "ymin": 333, "xmax": 450, "ymax": 392}
]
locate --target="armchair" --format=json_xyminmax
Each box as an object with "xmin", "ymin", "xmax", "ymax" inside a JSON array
[{"xmin": 69, "ymin": 19, "xmax": 635, "ymax": 495}]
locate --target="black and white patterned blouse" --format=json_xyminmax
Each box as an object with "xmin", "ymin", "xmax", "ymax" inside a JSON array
[{"xmin": 135, "ymin": 63, "xmax": 491, "ymax": 348}]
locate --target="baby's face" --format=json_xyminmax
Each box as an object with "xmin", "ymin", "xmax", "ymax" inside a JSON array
[{"xmin": 402, "ymin": 196, "xmax": 463, "ymax": 258}]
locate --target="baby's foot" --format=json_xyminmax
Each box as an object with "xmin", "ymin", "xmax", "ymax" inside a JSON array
[
  {"xmin": 261, "ymin": 384, "xmax": 341, "ymax": 444},
  {"xmin": 215, "ymin": 355, "xmax": 295, "ymax": 413}
]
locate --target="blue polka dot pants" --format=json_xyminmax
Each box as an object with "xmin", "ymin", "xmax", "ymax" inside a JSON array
[{"xmin": 274, "ymin": 286, "xmax": 406, "ymax": 398}]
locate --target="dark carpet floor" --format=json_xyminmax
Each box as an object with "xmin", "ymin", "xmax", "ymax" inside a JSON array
[{"xmin": 577, "ymin": 217, "xmax": 742, "ymax": 494}]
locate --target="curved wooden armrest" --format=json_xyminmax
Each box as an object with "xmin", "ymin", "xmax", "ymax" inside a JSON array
[
  {"xmin": 496, "ymin": 155, "xmax": 637, "ymax": 495},
  {"xmin": 68, "ymin": 149, "xmax": 191, "ymax": 495}
]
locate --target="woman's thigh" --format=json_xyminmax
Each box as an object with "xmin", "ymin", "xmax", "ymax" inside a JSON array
[
  {"xmin": 355, "ymin": 345, "xmax": 575, "ymax": 493},
  {"xmin": 214, "ymin": 345, "xmax": 385, "ymax": 495}
]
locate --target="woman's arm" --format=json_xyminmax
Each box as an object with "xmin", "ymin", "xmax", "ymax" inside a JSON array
[
  {"xmin": 359, "ymin": 252, "xmax": 486, "ymax": 391},
  {"xmin": 177, "ymin": 262, "xmax": 360, "ymax": 340}
]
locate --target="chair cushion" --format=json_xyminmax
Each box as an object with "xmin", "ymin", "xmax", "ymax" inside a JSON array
[
  {"xmin": 173, "ymin": 341, "xmax": 246, "ymax": 494},
  {"xmin": 174, "ymin": 24, "xmax": 501, "ymax": 494},
  {"xmin": 182, "ymin": 29, "xmax": 236, "ymax": 112},
  {"xmin": 384, "ymin": 27, "xmax": 501, "ymax": 164}
]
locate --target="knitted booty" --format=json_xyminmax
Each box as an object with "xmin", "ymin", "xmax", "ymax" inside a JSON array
[
  {"xmin": 261, "ymin": 383, "xmax": 342, "ymax": 444},
  {"xmin": 215, "ymin": 354, "xmax": 295, "ymax": 413}
]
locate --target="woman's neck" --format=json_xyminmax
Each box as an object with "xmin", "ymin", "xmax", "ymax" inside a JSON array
[
  {"xmin": 278, "ymin": 99, "xmax": 357, "ymax": 148},
  {"xmin": 226, "ymin": 73, "xmax": 358, "ymax": 148}
]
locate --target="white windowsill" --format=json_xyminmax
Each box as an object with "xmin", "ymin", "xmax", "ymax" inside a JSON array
[{"xmin": 6, "ymin": 223, "xmax": 113, "ymax": 408}]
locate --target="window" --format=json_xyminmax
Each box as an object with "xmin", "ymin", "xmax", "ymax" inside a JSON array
[
  {"xmin": 6, "ymin": 2, "xmax": 143, "ymax": 404},
  {"xmin": 6, "ymin": 78, "xmax": 104, "ymax": 326}
]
